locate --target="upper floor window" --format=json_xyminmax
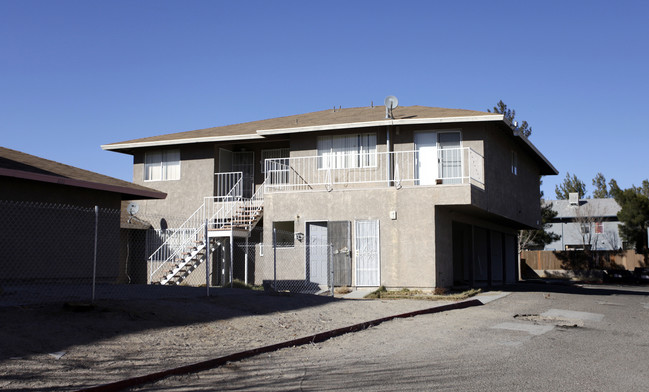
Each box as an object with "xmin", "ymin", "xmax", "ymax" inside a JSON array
[
  {"xmin": 317, "ymin": 133, "xmax": 377, "ymax": 169},
  {"xmin": 144, "ymin": 149, "xmax": 180, "ymax": 181},
  {"xmin": 511, "ymin": 151, "xmax": 518, "ymax": 175}
]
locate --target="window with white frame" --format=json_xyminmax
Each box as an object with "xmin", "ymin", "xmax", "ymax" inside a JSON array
[
  {"xmin": 317, "ymin": 133, "xmax": 377, "ymax": 169},
  {"xmin": 144, "ymin": 149, "xmax": 180, "ymax": 181}
]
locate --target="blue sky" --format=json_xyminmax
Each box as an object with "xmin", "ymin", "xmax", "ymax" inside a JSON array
[{"xmin": 2, "ymin": 0, "xmax": 647, "ymax": 198}]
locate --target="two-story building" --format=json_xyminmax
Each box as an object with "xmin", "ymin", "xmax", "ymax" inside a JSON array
[{"xmin": 102, "ymin": 104, "xmax": 557, "ymax": 290}]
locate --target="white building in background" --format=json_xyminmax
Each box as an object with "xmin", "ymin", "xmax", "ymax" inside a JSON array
[{"xmin": 544, "ymin": 193, "xmax": 623, "ymax": 251}]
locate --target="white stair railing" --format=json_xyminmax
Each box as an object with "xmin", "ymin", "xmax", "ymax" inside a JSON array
[
  {"xmin": 239, "ymin": 179, "xmax": 265, "ymax": 229},
  {"xmin": 148, "ymin": 203, "xmax": 206, "ymax": 284},
  {"xmin": 148, "ymin": 176, "xmax": 245, "ymax": 284}
]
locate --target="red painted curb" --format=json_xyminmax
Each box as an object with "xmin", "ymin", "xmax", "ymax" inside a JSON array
[{"xmin": 77, "ymin": 299, "xmax": 483, "ymax": 392}]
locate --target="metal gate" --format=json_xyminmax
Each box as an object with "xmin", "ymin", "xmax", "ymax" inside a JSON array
[{"xmin": 355, "ymin": 220, "xmax": 380, "ymax": 286}]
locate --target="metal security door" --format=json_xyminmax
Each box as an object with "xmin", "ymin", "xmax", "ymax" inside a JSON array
[
  {"xmin": 355, "ymin": 220, "xmax": 380, "ymax": 286},
  {"xmin": 232, "ymin": 151, "xmax": 254, "ymax": 198},
  {"xmin": 414, "ymin": 132, "xmax": 437, "ymax": 185},
  {"xmin": 306, "ymin": 222, "xmax": 328, "ymax": 285},
  {"xmin": 328, "ymin": 221, "xmax": 351, "ymax": 286}
]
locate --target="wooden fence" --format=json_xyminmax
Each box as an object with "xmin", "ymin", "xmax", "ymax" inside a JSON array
[{"xmin": 521, "ymin": 250, "xmax": 647, "ymax": 271}]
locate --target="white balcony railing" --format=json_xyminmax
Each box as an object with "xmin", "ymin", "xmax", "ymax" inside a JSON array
[{"xmin": 264, "ymin": 148, "xmax": 484, "ymax": 193}]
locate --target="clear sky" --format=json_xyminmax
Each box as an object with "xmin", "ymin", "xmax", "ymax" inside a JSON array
[{"xmin": 1, "ymin": 0, "xmax": 647, "ymax": 199}]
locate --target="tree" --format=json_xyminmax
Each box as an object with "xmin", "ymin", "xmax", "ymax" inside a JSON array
[
  {"xmin": 555, "ymin": 172, "xmax": 587, "ymax": 200},
  {"xmin": 487, "ymin": 100, "xmax": 532, "ymax": 138},
  {"xmin": 614, "ymin": 186, "xmax": 649, "ymax": 252},
  {"xmin": 592, "ymin": 172, "xmax": 611, "ymax": 198},
  {"xmin": 573, "ymin": 202, "xmax": 605, "ymax": 251},
  {"xmin": 609, "ymin": 178, "xmax": 622, "ymax": 199}
]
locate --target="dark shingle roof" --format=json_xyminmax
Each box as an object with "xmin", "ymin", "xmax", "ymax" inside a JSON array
[
  {"xmin": 0, "ymin": 146, "xmax": 166, "ymax": 200},
  {"xmin": 103, "ymin": 105, "xmax": 496, "ymax": 149}
]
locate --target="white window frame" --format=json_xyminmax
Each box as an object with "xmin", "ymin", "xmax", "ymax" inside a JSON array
[
  {"xmin": 144, "ymin": 149, "xmax": 181, "ymax": 181},
  {"xmin": 317, "ymin": 133, "xmax": 377, "ymax": 170}
]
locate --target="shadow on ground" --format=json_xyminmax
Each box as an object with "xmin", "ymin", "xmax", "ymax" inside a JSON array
[
  {"xmin": 0, "ymin": 286, "xmax": 339, "ymax": 363},
  {"xmin": 506, "ymin": 280, "xmax": 649, "ymax": 297}
]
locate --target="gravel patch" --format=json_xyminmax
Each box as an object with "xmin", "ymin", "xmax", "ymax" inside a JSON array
[{"xmin": 0, "ymin": 288, "xmax": 459, "ymax": 391}]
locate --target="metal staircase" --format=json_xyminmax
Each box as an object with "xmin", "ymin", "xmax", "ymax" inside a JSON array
[{"xmin": 148, "ymin": 177, "xmax": 264, "ymax": 285}]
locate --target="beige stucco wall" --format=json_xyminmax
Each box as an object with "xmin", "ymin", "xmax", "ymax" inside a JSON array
[
  {"xmin": 131, "ymin": 144, "xmax": 216, "ymax": 228},
  {"xmin": 119, "ymin": 119, "xmax": 550, "ymax": 289},
  {"xmin": 263, "ymin": 184, "xmax": 474, "ymax": 289},
  {"xmin": 258, "ymin": 121, "xmax": 547, "ymax": 289}
]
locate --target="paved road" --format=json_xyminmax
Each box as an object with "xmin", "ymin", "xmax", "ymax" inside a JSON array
[{"xmin": 134, "ymin": 284, "xmax": 649, "ymax": 391}]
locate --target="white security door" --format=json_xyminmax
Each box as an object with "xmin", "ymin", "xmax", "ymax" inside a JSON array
[
  {"xmin": 355, "ymin": 220, "xmax": 380, "ymax": 286},
  {"xmin": 306, "ymin": 222, "xmax": 328, "ymax": 285},
  {"xmin": 438, "ymin": 132, "xmax": 462, "ymax": 184},
  {"xmin": 414, "ymin": 132, "xmax": 437, "ymax": 185}
]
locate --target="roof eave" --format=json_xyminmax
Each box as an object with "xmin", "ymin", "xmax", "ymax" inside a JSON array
[
  {"xmin": 0, "ymin": 168, "xmax": 167, "ymax": 200},
  {"xmin": 101, "ymin": 134, "xmax": 265, "ymax": 152},
  {"xmin": 256, "ymin": 114, "xmax": 505, "ymax": 135},
  {"xmin": 501, "ymin": 121, "xmax": 558, "ymax": 176}
]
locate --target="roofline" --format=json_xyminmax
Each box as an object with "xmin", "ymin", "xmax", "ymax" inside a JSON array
[
  {"xmin": 0, "ymin": 168, "xmax": 167, "ymax": 200},
  {"xmin": 502, "ymin": 120, "xmax": 559, "ymax": 175},
  {"xmin": 101, "ymin": 134, "xmax": 265, "ymax": 151},
  {"xmin": 101, "ymin": 111, "xmax": 558, "ymax": 176},
  {"xmin": 257, "ymin": 114, "xmax": 505, "ymax": 135},
  {"xmin": 102, "ymin": 114, "xmax": 504, "ymax": 151}
]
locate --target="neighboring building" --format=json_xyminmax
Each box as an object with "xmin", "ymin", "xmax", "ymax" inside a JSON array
[
  {"xmin": 103, "ymin": 104, "xmax": 558, "ymax": 289},
  {"xmin": 0, "ymin": 146, "xmax": 166, "ymax": 284},
  {"xmin": 543, "ymin": 194, "xmax": 623, "ymax": 251}
]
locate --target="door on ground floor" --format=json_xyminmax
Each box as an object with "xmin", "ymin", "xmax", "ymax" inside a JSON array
[
  {"xmin": 306, "ymin": 221, "xmax": 353, "ymax": 286},
  {"xmin": 355, "ymin": 220, "xmax": 380, "ymax": 286},
  {"xmin": 329, "ymin": 221, "xmax": 352, "ymax": 286},
  {"xmin": 306, "ymin": 222, "xmax": 328, "ymax": 285}
]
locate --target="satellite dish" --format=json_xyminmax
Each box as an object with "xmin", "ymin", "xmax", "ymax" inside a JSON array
[
  {"xmin": 127, "ymin": 202, "xmax": 139, "ymax": 216},
  {"xmin": 384, "ymin": 95, "xmax": 399, "ymax": 119},
  {"xmin": 384, "ymin": 95, "xmax": 399, "ymax": 109}
]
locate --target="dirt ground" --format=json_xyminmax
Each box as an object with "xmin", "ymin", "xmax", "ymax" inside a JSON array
[{"xmin": 0, "ymin": 288, "xmax": 459, "ymax": 391}]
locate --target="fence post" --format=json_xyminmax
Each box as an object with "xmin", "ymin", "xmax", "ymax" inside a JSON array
[
  {"xmin": 245, "ymin": 236, "xmax": 249, "ymax": 285},
  {"xmin": 329, "ymin": 244, "xmax": 334, "ymax": 297},
  {"xmin": 273, "ymin": 227, "xmax": 277, "ymax": 290},
  {"xmin": 92, "ymin": 205, "xmax": 98, "ymax": 303},
  {"xmin": 205, "ymin": 219, "xmax": 210, "ymax": 297}
]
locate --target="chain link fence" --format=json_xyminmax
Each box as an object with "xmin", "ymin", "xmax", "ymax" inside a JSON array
[
  {"xmin": 253, "ymin": 228, "xmax": 334, "ymax": 295},
  {"xmin": 0, "ymin": 200, "xmax": 335, "ymax": 306},
  {"xmin": 0, "ymin": 200, "xmax": 122, "ymax": 306}
]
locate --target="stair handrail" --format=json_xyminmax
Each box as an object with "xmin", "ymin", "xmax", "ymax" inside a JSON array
[
  {"xmin": 240, "ymin": 178, "xmax": 266, "ymax": 229},
  {"xmin": 148, "ymin": 176, "xmax": 244, "ymax": 284},
  {"xmin": 148, "ymin": 202, "xmax": 206, "ymax": 283},
  {"xmin": 207, "ymin": 176, "xmax": 244, "ymax": 230}
]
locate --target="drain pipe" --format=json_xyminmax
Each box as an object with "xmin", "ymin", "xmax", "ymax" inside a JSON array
[{"xmin": 386, "ymin": 125, "xmax": 391, "ymax": 187}]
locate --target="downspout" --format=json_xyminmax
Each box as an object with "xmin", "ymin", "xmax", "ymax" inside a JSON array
[{"xmin": 386, "ymin": 125, "xmax": 391, "ymax": 187}]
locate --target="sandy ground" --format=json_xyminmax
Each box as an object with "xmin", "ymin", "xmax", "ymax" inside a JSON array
[{"xmin": 0, "ymin": 288, "xmax": 458, "ymax": 391}]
